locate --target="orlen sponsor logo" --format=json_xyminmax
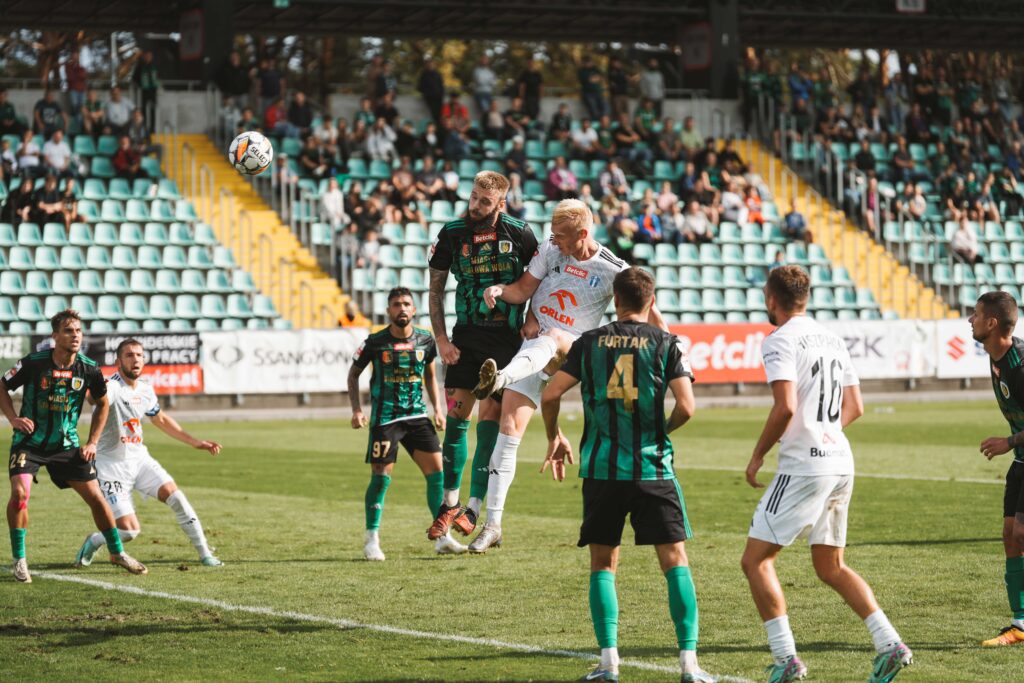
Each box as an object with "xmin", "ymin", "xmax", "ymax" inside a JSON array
[
  {"xmin": 473, "ymin": 232, "xmax": 497, "ymax": 243},
  {"xmin": 669, "ymin": 324, "xmax": 772, "ymax": 383},
  {"xmin": 564, "ymin": 265, "xmax": 588, "ymax": 279},
  {"xmin": 947, "ymin": 336, "xmax": 967, "ymax": 361},
  {"xmin": 539, "ymin": 289, "xmax": 577, "ymax": 326}
]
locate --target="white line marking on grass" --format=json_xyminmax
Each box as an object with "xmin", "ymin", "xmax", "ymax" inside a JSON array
[
  {"xmin": 35, "ymin": 571, "xmax": 754, "ymax": 683},
  {"xmin": 676, "ymin": 463, "xmax": 1004, "ymax": 485}
]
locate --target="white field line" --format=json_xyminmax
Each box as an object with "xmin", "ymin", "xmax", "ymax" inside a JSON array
[
  {"xmin": 673, "ymin": 463, "xmax": 1004, "ymax": 485},
  {"xmin": 34, "ymin": 571, "xmax": 755, "ymax": 683}
]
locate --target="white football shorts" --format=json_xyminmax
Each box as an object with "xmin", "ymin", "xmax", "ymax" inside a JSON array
[
  {"xmin": 96, "ymin": 453, "xmax": 174, "ymax": 519},
  {"xmin": 748, "ymin": 473, "xmax": 853, "ymax": 547}
]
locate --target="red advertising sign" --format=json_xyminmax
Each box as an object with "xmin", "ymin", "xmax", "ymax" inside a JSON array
[
  {"xmin": 100, "ymin": 364, "xmax": 204, "ymax": 395},
  {"xmin": 669, "ymin": 323, "xmax": 773, "ymax": 384}
]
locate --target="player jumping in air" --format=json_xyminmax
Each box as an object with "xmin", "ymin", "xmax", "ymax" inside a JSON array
[
  {"xmin": 741, "ymin": 266, "xmax": 912, "ymax": 683},
  {"xmin": 541, "ymin": 267, "xmax": 718, "ymax": 683},
  {"xmin": 970, "ymin": 291, "xmax": 1024, "ymax": 647},
  {"xmin": 2, "ymin": 310, "xmax": 147, "ymax": 582},
  {"xmin": 349, "ymin": 287, "xmax": 461, "ymax": 560},
  {"xmin": 74, "ymin": 338, "xmax": 224, "ymax": 568}
]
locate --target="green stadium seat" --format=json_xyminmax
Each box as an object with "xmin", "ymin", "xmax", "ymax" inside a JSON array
[
  {"xmin": 958, "ymin": 285, "xmax": 978, "ymax": 308},
  {"xmin": 374, "ymin": 267, "xmax": 399, "ymax": 291},
  {"xmin": 722, "ymin": 244, "xmax": 745, "ymax": 265},
  {"xmin": 17, "ymin": 297, "xmax": 45, "ymax": 322},
  {"xmin": 631, "ymin": 243, "xmax": 654, "ymax": 263},
  {"xmin": 115, "ymin": 222, "xmax": 143, "ymax": 246},
  {"xmin": 180, "ymin": 269, "xmax": 206, "ymax": 293},
  {"xmin": 73, "ymin": 135, "xmax": 96, "ymax": 157},
  {"xmin": 746, "ymin": 266, "xmax": 768, "ymax": 286},
  {"xmin": 975, "ymin": 263, "xmax": 997, "ymax": 284},
  {"xmin": 726, "ymin": 311, "xmax": 749, "ymax": 323},
  {"xmin": 1, "ymin": 271, "xmax": 26, "ymax": 295},
  {"xmin": 166, "ymin": 319, "xmax": 192, "ymax": 331},
  {"xmin": 834, "ymin": 287, "xmax": 857, "ymax": 309},
  {"xmin": 100, "ymin": 199, "xmax": 125, "ymax": 222},
  {"xmin": 111, "ymin": 246, "xmax": 138, "ymax": 270},
  {"xmin": 812, "ymin": 288, "xmax": 836, "ymax": 310},
  {"xmin": 723, "ymin": 266, "xmax": 747, "ymax": 289},
  {"xmin": 0, "ymin": 297, "xmax": 17, "ymax": 322},
  {"xmin": 148, "ymin": 295, "xmax": 176, "ymax": 320},
  {"xmin": 43, "ymin": 295, "xmax": 68, "ymax": 318},
  {"xmin": 402, "ymin": 245, "xmax": 428, "ymax": 268},
  {"xmin": 546, "ymin": 140, "xmax": 568, "ymax": 159},
  {"xmin": 83, "ymin": 178, "xmax": 108, "ymax": 200},
  {"xmin": 525, "ymin": 140, "xmax": 546, "ymax": 160},
  {"xmin": 200, "ymin": 295, "xmax": 227, "ymax": 318},
  {"xmin": 859, "ymin": 309, "xmax": 882, "ymax": 320},
  {"xmin": 678, "ymin": 266, "xmax": 701, "ymax": 288},
  {"xmin": 232, "ymin": 270, "xmax": 257, "ymax": 292},
  {"xmin": 253, "ymin": 295, "xmax": 277, "ymax": 318},
  {"xmin": 69, "ymin": 295, "xmax": 97, "ymax": 319},
  {"xmin": 90, "ymin": 222, "xmax": 117, "ymax": 246},
  {"xmin": 123, "ymin": 295, "xmax": 150, "ymax": 320},
  {"xmin": 701, "ymin": 267, "xmax": 723, "ymax": 289},
  {"xmin": 219, "ymin": 318, "xmax": 244, "ymax": 331},
  {"xmin": 227, "ymin": 294, "xmax": 253, "ymax": 318},
  {"xmin": 989, "ymin": 242, "xmax": 1011, "ymax": 263},
  {"xmin": 138, "ymin": 245, "xmax": 163, "ymax": 269},
  {"xmin": 107, "ymin": 178, "xmax": 132, "ymax": 200},
  {"xmin": 652, "ymin": 160, "xmax": 675, "ymax": 182},
  {"xmin": 157, "ymin": 179, "xmax": 180, "ymax": 200},
  {"xmin": 174, "ymin": 295, "xmax": 201, "ymax": 319},
  {"xmin": 717, "ymin": 222, "xmax": 742, "ymax": 243},
  {"xmin": 41, "ymin": 223, "xmax": 68, "ymax": 247},
  {"xmin": 141, "ymin": 223, "xmax": 168, "ymax": 246},
  {"xmin": 212, "ymin": 247, "xmax": 236, "ymax": 269},
  {"xmin": 246, "ymin": 318, "xmax": 270, "ymax": 330},
  {"xmin": 678, "ymin": 243, "xmax": 700, "ymax": 266},
  {"xmin": 96, "ymin": 135, "xmax": 118, "ymax": 155},
  {"xmin": 399, "ymin": 268, "xmax": 426, "ymax": 292},
  {"xmin": 430, "ymin": 201, "xmax": 454, "ymax": 222},
  {"xmin": 205, "ymin": 270, "xmax": 232, "ymax": 293},
  {"xmin": 836, "ymin": 309, "xmax": 859, "ymax": 321},
  {"xmin": 747, "ymin": 288, "xmax": 766, "ymax": 310},
  {"xmin": 749, "ymin": 310, "xmax": 770, "ymax": 323},
  {"xmin": 652, "ymin": 243, "xmax": 679, "ymax": 265},
  {"xmin": 785, "ymin": 243, "xmax": 809, "ymax": 265},
  {"xmin": 86, "ymin": 246, "xmax": 112, "ymax": 270},
  {"xmin": 369, "ymin": 159, "xmax": 392, "ymax": 180},
  {"xmin": 953, "ymin": 263, "xmax": 976, "ymax": 284},
  {"xmin": 140, "ymin": 156, "xmax": 161, "ymax": 179},
  {"xmin": 115, "ymin": 320, "xmax": 140, "ymax": 332},
  {"xmin": 155, "ymin": 269, "xmax": 183, "ymax": 294},
  {"xmin": 815, "ymin": 310, "xmax": 837, "ymax": 321},
  {"xmin": 129, "ymin": 270, "xmax": 156, "ymax": 294},
  {"xmin": 0, "ymin": 222, "xmax": 16, "ymax": 246},
  {"xmin": 702, "ymin": 289, "xmax": 725, "ymax": 312},
  {"xmin": 655, "ymin": 290, "xmax": 681, "ymax": 312},
  {"xmin": 27, "ymin": 271, "xmax": 55, "ymax": 296},
  {"xmin": 655, "ymin": 266, "xmax": 679, "ymax": 288},
  {"xmin": 17, "ymin": 223, "xmax": 43, "ymax": 246},
  {"xmin": 699, "ymin": 243, "xmax": 723, "ymax": 264},
  {"xmin": 90, "ymin": 157, "xmax": 115, "ymax": 178},
  {"xmin": 175, "ymin": 201, "xmax": 199, "ymax": 222},
  {"xmin": 855, "ymin": 288, "xmax": 878, "ymax": 309},
  {"xmin": 131, "ymin": 179, "xmax": 154, "ymax": 198},
  {"xmin": 139, "ymin": 319, "xmax": 165, "ymax": 332},
  {"xmin": 405, "ymin": 222, "xmax": 430, "ymax": 245},
  {"xmin": 995, "ymin": 264, "xmax": 1017, "ymax": 286},
  {"xmin": 807, "ymin": 243, "xmax": 829, "ymax": 266},
  {"xmin": 97, "ymin": 295, "xmax": 124, "ymax": 319},
  {"xmin": 103, "ymin": 269, "xmax": 131, "ymax": 293},
  {"xmin": 33, "ymin": 246, "xmax": 60, "ymax": 271},
  {"xmin": 724, "ymin": 288, "xmax": 747, "ymax": 311},
  {"xmin": 168, "ymin": 223, "xmax": 194, "ymax": 246},
  {"xmin": 380, "ymin": 222, "xmax": 404, "ymax": 243},
  {"xmin": 194, "ymin": 223, "xmax": 218, "ymax": 246},
  {"xmin": 186, "ymin": 247, "xmax": 213, "ymax": 270},
  {"xmin": 272, "ymin": 318, "xmax": 292, "ymax": 330}
]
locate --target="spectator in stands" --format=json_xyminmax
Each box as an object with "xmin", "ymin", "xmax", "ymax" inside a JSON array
[
  {"xmin": 678, "ymin": 161, "xmax": 698, "ymax": 196},
  {"xmin": 81, "ymin": 88, "xmax": 105, "ymax": 136},
  {"xmin": 633, "ymin": 98, "xmax": 658, "ymax": 144},
  {"xmin": 385, "ymin": 159, "xmax": 424, "ymax": 225},
  {"xmin": 503, "ymin": 136, "xmax": 532, "ymax": 182},
  {"xmin": 570, "ymin": 118, "xmax": 601, "ymax": 161},
  {"xmin": 394, "ymin": 119, "xmax": 418, "ymax": 158},
  {"xmin": 890, "ymin": 136, "xmax": 922, "ymax": 183},
  {"xmin": 105, "ymin": 86, "xmax": 134, "ymax": 136},
  {"xmin": 608, "ymin": 202, "xmax": 637, "ymax": 260},
  {"xmin": 598, "ymin": 159, "xmax": 629, "ymax": 200},
  {"xmin": 545, "ymin": 156, "xmax": 578, "ymax": 200},
  {"xmin": 354, "ymin": 97, "xmax": 376, "ymax": 128},
  {"xmin": 578, "ymin": 182, "xmax": 598, "ymax": 211},
  {"xmin": 854, "ymin": 139, "xmax": 876, "ymax": 175},
  {"xmin": 993, "ymin": 67, "xmax": 1015, "ymax": 122},
  {"xmin": 995, "ymin": 166, "xmax": 1022, "ymax": 216},
  {"xmin": 688, "ymin": 177, "xmax": 720, "ymax": 225},
  {"xmin": 934, "ymin": 68, "xmax": 955, "ymax": 127},
  {"xmin": 897, "ymin": 182, "xmax": 927, "ymax": 222},
  {"xmin": 64, "ymin": 51, "xmax": 87, "ymax": 127},
  {"xmin": 418, "ymin": 58, "xmax": 445, "ymax": 125},
  {"xmin": 517, "ymin": 59, "xmax": 543, "ymax": 121},
  {"xmin": 550, "ymin": 103, "xmax": 572, "ymax": 143},
  {"xmin": 984, "ymin": 99, "xmax": 1007, "ymax": 148},
  {"xmin": 17, "ymin": 130, "xmax": 42, "ymax": 178},
  {"xmin": 682, "ymin": 200, "xmax": 713, "ymax": 244},
  {"xmin": 113, "ymin": 135, "xmax": 143, "ymax": 181},
  {"xmin": 287, "ymin": 91, "xmax": 314, "ymax": 139},
  {"xmin": 596, "ymin": 114, "xmax": 617, "ymax": 159},
  {"xmin": 133, "ymin": 50, "xmax": 160, "ymax": 131},
  {"xmin": 718, "ymin": 138, "xmax": 747, "ymax": 177},
  {"xmin": 744, "ymin": 186, "xmax": 765, "ymax": 225},
  {"xmin": 349, "ymin": 119, "xmax": 369, "ymax": 157},
  {"xmin": 374, "ymin": 92, "xmax": 400, "ymax": 128},
  {"xmin": 503, "ymin": 97, "xmax": 532, "ymax": 140},
  {"xmin": 634, "ymin": 202, "xmax": 662, "ymax": 244},
  {"xmin": 783, "ymin": 201, "xmax": 811, "ymax": 243},
  {"xmin": 656, "ymin": 117, "xmax": 684, "ymax": 163},
  {"xmin": 679, "ymin": 116, "xmax": 702, "ymax": 155},
  {"xmin": 633, "ymin": 185, "xmax": 656, "ymax": 215},
  {"xmin": 847, "ymin": 67, "xmax": 877, "ymax": 111},
  {"xmin": 42, "ymin": 130, "xmax": 74, "ymax": 179},
  {"xmin": 364, "ymin": 55, "xmax": 384, "ymax": 102},
  {"xmin": 656, "ymin": 181, "xmax": 678, "ymax": 214},
  {"xmin": 272, "ymin": 154, "xmax": 298, "ymax": 192},
  {"xmin": 441, "ymin": 92, "xmax": 471, "ymax": 138},
  {"xmin": 864, "ymin": 105, "xmax": 889, "ymax": 144},
  {"xmin": 235, "ymin": 107, "xmax": 257, "ymax": 135},
  {"xmin": 33, "ymin": 89, "xmax": 67, "ymax": 138},
  {"xmin": 413, "ymin": 155, "xmax": 444, "ymax": 201},
  {"xmin": 61, "ymin": 177, "xmax": 79, "ymax": 229},
  {"xmin": 32, "ymin": 174, "xmax": 64, "ymax": 224},
  {"xmin": 314, "ymin": 116, "xmax": 340, "ymax": 161},
  {"xmin": 482, "ymin": 101, "xmax": 504, "ymax": 142},
  {"xmin": 264, "ymin": 97, "xmax": 298, "ymax": 138},
  {"xmin": 127, "ymin": 109, "xmax": 161, "ymax": 161},
  {"xmin": 700, "ymin": 151, "xmax": 725, "ymax": 190},
  {"xmin": 975, "ymin": 173, "xmax": 1001, "ymax": 223},
  {"xmin": 0, "ymin": 88, "xmax": 25, "ymax": 138},
  {"xmin": 505, "ymin": 172, "xmax": 526, "ymax": 220},
  {"xmin": 472, "ymin": 54, "xmax": 497, "ymax": 116},
  {"xmin": 769, "ymin": 250, "xmax": 785, "ymax": 271},
  {"xmin": 375, "ymin": 61, "xmax": 398, "ymax": 105},
  {"xmin": 607, "ymin": 56, "xmax": 630, "ymax": 118},
  {"xmin": 367, "ymin": 118, "xmax": 397, "ymax": 163},
  {"xmin": 577, "ymin": 55, "xmax": 606, "ymax": 120},
  {"xmin": 661, "ymin": 202, "xmax": 684, "ymax": 245},
  {"xmin": 440, "ymin": 160, "xmax": 460, "ymax": 203},
  {"xmin": 357, "ymin": 227, "xmax": 382, "ymax": 268},
  {"xmin": 904, "ymin": 102, "xmax": 932, "ymax": 144},
  {"xmin": 356, "ymin": 196, "xmax": 384, "ymax": 236},
  {"xmin": 613, "ymin": 112, "xmax": 652, "ymax": 172},
  {"xmin": 638, "ymin": 58, "xmax": 665, "ymax": 117},
  {"xmin": 1006, "ymin": 119, "xmax": 1024, "ymax": 151},
  {"xmin": 215, "ymin": 51, "xmax": 252, "ymax": 110},
  {"xmin": 3, "ymin": 176, "xmax": 35, "ymax": 226},
  {"xmin": 299, "ymin": 136, "xmax": 329, "ymax": 179},
  {"xmin": 719, "ymin": 181, "xmax": 746, "ymax": 224},
  {"xmin": 788, "ymin": 63, "xmax": 813, "ymax": 110},
  {"xmin": 419, "ymin": 121, "xmax": 443, "ymax": 159},
  {"xmin": 257, "ymin": 57, "xmax": 285, "ymax": 116},
  {"xmin": 0, "ymin": 137, "xmax": 17, "ymax": 181},
  {"xmin": 337, "ymin": 222, "xmax": 360, "ymax": 275},
  {"xmin": 929, "ymin": 140, "xmax": 950, "ymax": 179},
  {"xmin": 951, "ymin": 216, "xmax": 980, "ymax": 264},
  {"xmin": 345, "ymin": 181, "xmax": 366, "ymax": 223},
  {"xmin": 861, "ymin": 176, "xmax": 880, "ymax": 235},
  {"xmin": 884, "ymin": 71, "xmax": 908, "ymax": 132}
]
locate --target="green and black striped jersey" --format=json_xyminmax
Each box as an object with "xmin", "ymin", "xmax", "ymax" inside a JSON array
[
  {"xmin": 353, "ymin": 327, "xmax": 436, "ymax": 427},
  {"xmin": 428, "ymin": 213, "xmax": 539, "ymax": 333},
  {"xmin": 2, "ymin": 350, "xmax": 107, "ymax": 454},
  {"xmin": 562, "ymin": 320, "xmax": 694, "ymax": 481},
  {"xmin": 990, "ymin": 336, "xmax": 1024, "ymax": 464}
]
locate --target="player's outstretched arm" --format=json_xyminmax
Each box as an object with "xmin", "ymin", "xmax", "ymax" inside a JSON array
[
  {"xmin": 82, "ymin": 394, "xmax": 109, "ymax": 461},
  {"xmin": 150, "ymin": 411, "xmax": 221, "ymax": 455},
  {"xmin": 540, "ymin": 371, "xmax": 579, "ymax": 482},
  {"xmin": 348, "ymin": 363, "xmax": 368, "ymax": 429},
  {"xmin": 0, "ymin": 378, "xmax": 33, "ymax": 434},
  {"xmin": 665, "ymin": 376, "xmax": 696, "ymax": 434},
  {"xmin": 840, "ymin": 383, "xmax": 864, "ymax": 428},
  {"xmin": 746, "ymin": 380, "xmax": 796, "ymax": 488},
  {"xmin": 483, "ymin": 272, "xmax": 543, "ymax": 309},
  {"xmin": 424, "ymin": 361, "xmax": 445, "ymax": 431}
]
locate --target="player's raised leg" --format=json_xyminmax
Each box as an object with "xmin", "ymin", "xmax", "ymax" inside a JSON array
[
  {"xmin": 67, "ymin": 479, "xmax": 147, "ymax": 575},
  {"xmin": 473, "ymin": 330, "xmax": 573, "ymax": 401},
  {"xmin": 8, "ymin": 474, "xmax": 33, "ymax": 583}
]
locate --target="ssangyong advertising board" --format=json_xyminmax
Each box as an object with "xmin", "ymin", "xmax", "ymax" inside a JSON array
[
  {"xmin": 28, "ymin": 333, "xmax": 203, "ymax": 395},
  {"xmin": 200, "ymin": 329, "xmax": 368, "ymax": 394},
  {"xmin": 0, "ymin": 336, "xmax": 30, "ymax": 376}
]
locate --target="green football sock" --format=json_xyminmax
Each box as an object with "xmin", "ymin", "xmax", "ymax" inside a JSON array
[
  {"xmin": 102, "ymin": 527, "xmax": 124, "ymax": 555},
  {"xmin": 364, "ymin": 474, "xmax": 391, "ymax": 530},
  {"xmin": 442, "ymin": 416, "xmax": 470, "ymax": 490},
  {"xmin": 1007, "ymin": 556, "xmax": 1024, "ymax": 620},
  {"xmin": 469, "ymin": 420, "xmax": 500, "ymax": 499},
  {"xmin": 425, "ymin": 471, "xmax": 444, "ymax": 518},
  {"xmin": 589, "ymin": 570, "xmax": 619, "ymax": 649},
  {"xmin": 666, "ymin": 565, "xmax": 699, "ymax": 651},
  {"xmin": 10, "ymin": 528, "xmax": 26, "ymax": 560}
]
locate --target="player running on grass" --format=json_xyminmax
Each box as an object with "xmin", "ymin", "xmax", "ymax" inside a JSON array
[
  {"xmin": 741, "ymin": 266, "xmax": 912, "ymax": 683},
  {"xmin": 2, "ymin": 310, "xmax": 147, "ymax": 583},
  {"xmin": 349, "ymin": 287, "xmax": 463, "ymax": 560},
  {"xmin": 969, "ymin": 291, "xmax": 1024, "ymax": 647},
  {"xmin": 540, "ymin": 267, "xmax": 718, "ymax": 683},
  {"xmin": 464, "ymin": 199, "xmax": 665, "ymax": 553},
  {"xmin": 74, "ymin": 338, "xmax": 224, "ymax": 568},
  {"xmin": 425, "ymin": 171, "xmax": 539, "ymax": 543}
]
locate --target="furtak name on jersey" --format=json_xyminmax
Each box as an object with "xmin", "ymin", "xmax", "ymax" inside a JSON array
[{"xmin": 597, "ymin": 335, "xmax": 651, "ymax": 350}]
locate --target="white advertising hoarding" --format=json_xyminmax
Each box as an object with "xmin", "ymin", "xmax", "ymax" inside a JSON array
[{"xmin": 821, "ymin": 319, "xmax": 937, "ymax": 380}]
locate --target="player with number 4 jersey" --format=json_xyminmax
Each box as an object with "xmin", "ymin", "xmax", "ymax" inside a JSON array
[{"xmin": 741, "ymin": 266, "xmax": 912, "ymax": 683}]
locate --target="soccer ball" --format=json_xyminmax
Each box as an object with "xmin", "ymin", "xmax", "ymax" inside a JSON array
[{"xmin": 229, "ymin": 131, "xmax": 273, "ymax": 175}]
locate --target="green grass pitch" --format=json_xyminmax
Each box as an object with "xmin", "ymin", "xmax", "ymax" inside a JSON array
[{"xmin": 0, "ymin": 400, "xmax": 1020, "ymax": 682}]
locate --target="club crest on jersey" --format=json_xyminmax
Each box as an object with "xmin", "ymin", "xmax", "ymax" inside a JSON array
[
  {"xmin": 40, "ymin": 377, "xmax": 49, "ymax": 390},
  {"xmin": 589, "ymin": 275, "xmax": 601, "ymax": 288},
  {"xmin": 71, "ymin": 377, "xmax": 84, "ymax": 391},
  {"xmin": 416, "ymin": 350, "xmax": 425, "ymax": 362},
  {"xmin": 499, "ymin": 240, "xmax": 513, "ymax": 254},
  {"xmin": 564, "ymin": 264, "xmax": 588, "ymax": 279},
  {"xmin": 462, "ymin": 244, "xmax": 471, "ymax": 257},
  {"xmin": 382, "ymin": 351, "xmax": 392, "ymax": 364},
  {"xmin": 1002, "ymin": 381, "xmax": 1011, "ymax": 399}
]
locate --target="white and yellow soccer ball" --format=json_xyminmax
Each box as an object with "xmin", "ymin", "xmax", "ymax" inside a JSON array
[{"xmin": 229, "ymin": 131, "xmax": 273, "ymax": 175}]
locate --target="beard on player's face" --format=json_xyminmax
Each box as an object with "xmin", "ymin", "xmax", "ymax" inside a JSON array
[
  {"xmin": 467, "ymin": 204, "xmax": 500, "ymax": 230},
  {"xmin": 119, "ymin": 364, "xmax": 142, "ymax": 380},
  {"xmin": 392, "ymin": 312, "xmax": 411, "ymax": 327}
]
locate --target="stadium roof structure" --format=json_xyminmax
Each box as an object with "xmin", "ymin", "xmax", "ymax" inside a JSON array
[{"xmin": 3, "ymin": 0, "xmax": 1024, "ymax": 50}]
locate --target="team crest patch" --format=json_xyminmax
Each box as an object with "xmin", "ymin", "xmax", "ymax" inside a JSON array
[
  {"xmin": 3, "ymin": 361, "xmax": 21, "ymax": 382},
  {"xmin": 499, "ymin": 240, "xmax": 513, "ymax": 254},
  {"xmin": 71, "ymin": 377, "xmax": 84, "ymax": 391},
  {"xmin": 40, "ymin": 377, "xmax": 49, "ymax": 390},
  {"xmin": 462, "ymin": 244, "xmax": 471, "ymax": 257},
  {"xmin": 589, "ymin": 275, "xmax": 601, "ymax": 288},
  {"xmin": 416, "ymin": 350, "xmax": 425, "ymax": 362},
  {"xmin": 1001, "ymin": 381, "xmax": 1010, "ymax": 399},
  {"xmin": 382, "ymin": 351, "xmax": 392, "ymax": 364}
]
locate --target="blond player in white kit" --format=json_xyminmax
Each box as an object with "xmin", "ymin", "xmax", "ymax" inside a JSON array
[
  {"xmin": 74, "ymin": 339, "xmax": 224, "ymax": 568},
  {"xmin": 740, "ymin": 266, "xmax": 912, "ymax": 683},
  {"xmin": 464, "ymin": 199, "xmax": 665, "ymax": 552}
]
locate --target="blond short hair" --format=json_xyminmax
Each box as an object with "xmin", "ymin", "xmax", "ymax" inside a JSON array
[
  {"xmin": 473, "ymin": 170, "xmax": 510, "ymax": 195},
  {"xmin": 551, "ymin": 199, "xmax": 593, "ymax": 234}
]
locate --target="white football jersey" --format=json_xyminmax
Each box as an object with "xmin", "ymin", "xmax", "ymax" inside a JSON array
[
  {"xmin": 96, "ymin": 373, "xmax": 161, "ymax": 462},
  {"xmin": 527, "ymin": 238, "xmax": 627, "ymax": 337},
  {"xmin": 761, "ymin": 315, "xmax": 859, "ymax": 476}
]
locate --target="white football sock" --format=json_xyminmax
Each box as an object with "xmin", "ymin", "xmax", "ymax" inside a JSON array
[
  {"xmin": 467, "ymin": 497, "xmax": 482, "ymax": 516},
  {"xmin": 88, "ymin": 528, "xmax": 138, "ymax": 550},
  {"xmin": 864, "ymin": 609, "xmax": 901, "ymax": 653},
  {"xmin": 165, "ymin": 490, "xmax": 211, "ymax": 558},
  {"xmin": 765, "ymin": 615, "xmax": 797, "ymax": 664},
  {"xmin": 484, "ymin": 432, "xmax": 521, "ymax": 527},
  {"xmin": 600, "ymin": 647, "xmax": 620, "ymax": 673},
  {"xmin": 680, "ymin": 649, "xmax": 699, "ymax": 674},
  {"xmin": 443, "ymin": 489, "xmax": 459, "ymax": 507},
  {"xmin": 498, "ymin": 336, "xmax": 558, "ymax": 385},
  {"xmin": 365, "ymin": 529, "xmax": 380, "ymax": 544},
  {"xmin": 1013, "ymin": 618, "xmax": 1024, "ymax": 630}
]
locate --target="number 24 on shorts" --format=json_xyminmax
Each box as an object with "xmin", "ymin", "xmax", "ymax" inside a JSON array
[{"xmin": 9, "ymin": 452, "xmax": 28, "ymax": 469}]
